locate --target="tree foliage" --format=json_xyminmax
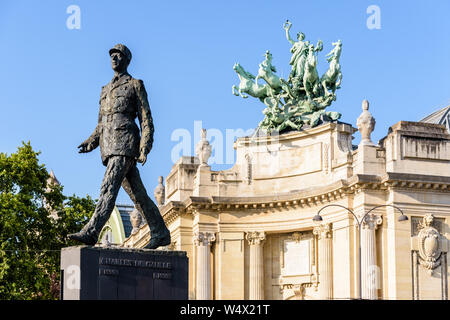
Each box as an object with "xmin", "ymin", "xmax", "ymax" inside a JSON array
[{"xmin": 0, "ymin": 142, "xmax": 95, "ymax": 299}]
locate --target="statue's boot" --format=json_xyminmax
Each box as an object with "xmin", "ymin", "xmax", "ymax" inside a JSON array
[
  {"xmin": 145, "ymin": 232, "xmax": 171, "ymax": 249},
  {"xmin": 68, "ymin": 230, "xmax": 97, "ymax": 246},
  {"xmin": 141, "ymin": 203, "xmax": 171, "ymax": 249}
]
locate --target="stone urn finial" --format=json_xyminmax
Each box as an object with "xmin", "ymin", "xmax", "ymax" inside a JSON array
[
  {"xmin": 195, "ymin": 128, "xmax": 212, "ymax": 166},
  {"xmin": 154, "ymin": 176, "xmax": 165, "ymax": 207},
  {"xmin": 356, "ymin": 99, "xmax": 376, "ymax": 146},
  {"xmin": 129, "ymin": 208, "xmax": 143, "ymax": 234}
]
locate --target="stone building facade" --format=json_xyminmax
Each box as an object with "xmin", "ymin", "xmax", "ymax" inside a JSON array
[{"xmin": 123, "ymin": 103, "xmax": 450, "ymax": 300}]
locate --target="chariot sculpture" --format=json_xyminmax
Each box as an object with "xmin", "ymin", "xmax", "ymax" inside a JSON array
[{"xmin": 233, "ymin": 20, "xmax": 342, "ymax": 133}]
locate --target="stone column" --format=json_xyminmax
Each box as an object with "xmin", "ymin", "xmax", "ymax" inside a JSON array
[
  {"xmin": 313, "ymin": 223, "xmax": 333, "ymax": 299},
  {"xmin": 361, "ymin": 214, "xmax": 382, "ymax": 300},
  {"xmin": 193, "ymin": 231, "xmax": 215, "ymax": 300},
  {"xmin": 246, "ymin": 231, "xmax": 265, "ymax": 300}
]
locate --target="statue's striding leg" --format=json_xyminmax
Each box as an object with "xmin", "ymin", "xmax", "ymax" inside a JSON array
[
  {"xmin": 81, "ymin": 156, "xmax": 134, "ymax": 242},
  {"xmin": 122, "ymin": 164, "xmax": 170, "ymax": 245}
]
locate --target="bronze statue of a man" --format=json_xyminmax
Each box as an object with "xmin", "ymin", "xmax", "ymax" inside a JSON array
[{"xmin": 69, "ymin": 44, "xmax": 170, "ymax": 249}]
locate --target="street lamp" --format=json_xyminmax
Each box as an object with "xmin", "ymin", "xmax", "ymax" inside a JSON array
[{"xmin": 312, "ymin": 204, "xmax": 408, "ymax": 300}]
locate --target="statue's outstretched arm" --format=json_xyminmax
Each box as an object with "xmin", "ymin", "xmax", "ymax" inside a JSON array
[
  {"xmin": 283, "ymin": 20, "xmax": 295, "ymax": 46},
  {"xmin": 134, "ymin": 79, "xmax": 154, "ymax": 165},
  {"xmin": 315, "ymin": 40, "xmax": 323, "ymax": 52}
]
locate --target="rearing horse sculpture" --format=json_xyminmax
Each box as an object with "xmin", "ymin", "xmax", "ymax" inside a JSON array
[
  {"xmin": 255, "ymin": 50, "xmax": 282, "ymax": 91},
  {"xmin": 232, "ymin": 63, "xmax": 274, "ymax": 101},
  {"xmin": 320, "ymin": 40, "xmax": 342, "ymax": 96},
  {"xmin": 255, "ymin": 50, "xmax": 295, "ymax": 100},
  {"xmin": 303, "ymin": 45, "xmax": 319, "ymax": 100}
]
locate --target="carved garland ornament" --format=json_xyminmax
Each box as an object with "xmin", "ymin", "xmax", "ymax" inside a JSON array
[{"xmin": 417, "ymin": 214, "xmax": 442, "ymax": 271}]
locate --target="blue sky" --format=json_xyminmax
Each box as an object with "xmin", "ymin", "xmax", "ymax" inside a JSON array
[{"xmin": 1, "ymin": 1, "xmax": 449, "ymax": 204}]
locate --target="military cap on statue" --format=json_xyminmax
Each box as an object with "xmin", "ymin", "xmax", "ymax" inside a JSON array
[{"xmin": 109, "ymin": 43, "xmax": 132, "ymax": 63}]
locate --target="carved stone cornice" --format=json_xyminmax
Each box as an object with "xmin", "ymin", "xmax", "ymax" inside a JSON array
[
  {"xmin": 246, "ymin": 231, "xmax": 266, "ymax": 246},
  {"xmin": 193, "ymin": 231, "xmax": 216, "ymax": 246},
  {"xmin": 380, "ymin": 173, "xmax": 450, "ymax": 193},
  {"xmin": 362, "ymin": 214, "xmax": 382, "ymax": 230},
  {"xmin": 160, "ymin": 173, "xmax": 449, "ymax": 220},
  {"xmin": 313, "ymin": 223, "xmax": 332, "ymax": 240}
]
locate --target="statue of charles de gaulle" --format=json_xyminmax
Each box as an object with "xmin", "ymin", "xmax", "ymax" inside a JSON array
[{"xmin": 68, "ymin": 44, "xmax": 171, "ymax": 249}]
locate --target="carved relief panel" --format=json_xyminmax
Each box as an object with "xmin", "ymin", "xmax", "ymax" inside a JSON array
[{"xmin": 264, "ymin": 232, "xmax": 317, "ymax": 300}]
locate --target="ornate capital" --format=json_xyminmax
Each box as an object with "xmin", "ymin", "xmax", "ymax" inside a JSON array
[
  {"xmin": 193, "ymin": 231, "xmax": 216, "ymax": 246},
  {"xmin": 362, "ymin": 214, "xmax": 382, "ymax": 230},
  {"xmin": 313, "ymin": 223, "xmax": 332, "ymax": 240},
  {"xmin": 246, "ymin": 231, "xmax": 266, "ymax": 246}
]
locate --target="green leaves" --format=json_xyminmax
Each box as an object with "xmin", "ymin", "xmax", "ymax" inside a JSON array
[{"xmin": 0, "ymin": 142, "xmax": 95, "ymax": 299}]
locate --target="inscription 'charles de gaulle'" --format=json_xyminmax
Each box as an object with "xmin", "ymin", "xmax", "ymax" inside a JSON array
[{"xmin": 99, "ymin": 257, "xmax": 172, "ymax": 270}]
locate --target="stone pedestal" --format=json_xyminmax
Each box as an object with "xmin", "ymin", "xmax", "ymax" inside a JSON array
[
  {"xmin": 193, "ymin": 165, "xmax": 215, "ymax": 197},
  {"xmin": 60, "ymin": 246, "xmax": 188, "ymax": 300}
]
